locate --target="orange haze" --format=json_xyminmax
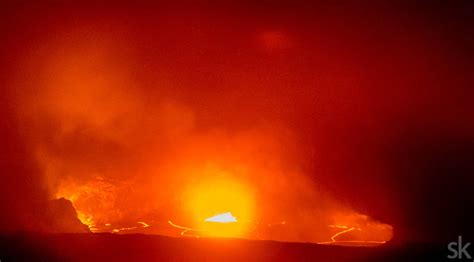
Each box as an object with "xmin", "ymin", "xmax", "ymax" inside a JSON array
[{"xmin": 22, "ymin": 1, "xmax": 474, "ymax": 244}]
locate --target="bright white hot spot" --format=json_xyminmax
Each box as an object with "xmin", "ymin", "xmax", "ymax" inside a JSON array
[{"xmin": 204, "ymin": 212, "xmax": 237, "ymax": 223}]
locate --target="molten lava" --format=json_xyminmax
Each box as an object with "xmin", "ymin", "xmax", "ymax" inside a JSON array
[
  {"xmin": 205, "ymin": 212, "xmax": 237, "ymax": 223},
  {"xmin": 57, "ymin": 175, "xmax": 393, "ymax": 244},
  {"xmin": 168, "ymin": 212, "xmax": 240, "ymax": 238}
]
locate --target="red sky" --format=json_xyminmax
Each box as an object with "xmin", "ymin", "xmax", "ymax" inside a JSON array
[{"xmin": 1, "ymin": 1, "xmax": 473, "ymax": 243}]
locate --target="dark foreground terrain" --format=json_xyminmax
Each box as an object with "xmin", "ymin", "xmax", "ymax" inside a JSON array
[{"xmin": 0, "ymin": 233, "xmax": 449, "ymax": 261}]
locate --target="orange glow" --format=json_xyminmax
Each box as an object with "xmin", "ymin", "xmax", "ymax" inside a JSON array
[
  {"xmin": 55, "ymin": 171, "xmax": 393, "ymax": 244},
  {"xmin": 56, "ymin": 174, "xmax": 393, "ymax": 244},
  {"xmin": 55, "ymin": 177, "xmax": 153, "ymax": 234},
  {"xmin": 5, "ymin": 1, "xmax": 473, "ymax": 252},
  {"xmin": 183, "ymin": 178, "xmax": 255, "ymax": 238},
  {"xmin": 55, "ymin": 177, "xmax": 120, "ymax": 232},
  {"xmin": 18, "ymin": 29, "xmax": 394, "ymax": 243}
]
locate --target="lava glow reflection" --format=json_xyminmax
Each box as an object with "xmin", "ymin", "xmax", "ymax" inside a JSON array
[
  {"xmin": 184, "ymin": 178, "xmax": 254, "ymax": 227},
  {"xmin": 181, "ymin": 178, "xmax": 255, "ymax": 238}
]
